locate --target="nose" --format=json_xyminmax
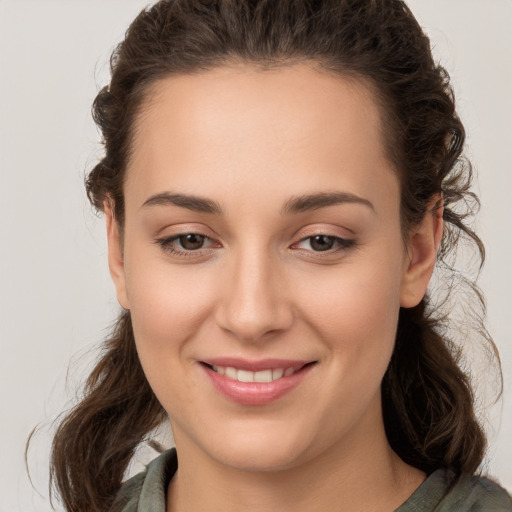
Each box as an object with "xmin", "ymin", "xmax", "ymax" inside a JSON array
[{"xmin": 214, "ymin": 248, "xmax": 294, "ymax": 343}]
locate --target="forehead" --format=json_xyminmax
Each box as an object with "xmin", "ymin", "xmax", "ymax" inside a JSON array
[{"xmin": 125, "ymin": 63, "xmax": 398, "ymax": 215}]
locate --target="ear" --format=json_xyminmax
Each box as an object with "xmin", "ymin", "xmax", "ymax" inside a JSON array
[
  {"xmin": 400, "ymin": 197, "xmax": 444, "ymax": 308},
  {"xmin": 105, "ymin": 200, "xmax": 130, "ymax": 310}
]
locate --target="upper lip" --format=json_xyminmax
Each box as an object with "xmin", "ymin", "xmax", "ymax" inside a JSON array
[{"xmin": 200, "ymin": 357, "xmax": 316, "ymax": 372}]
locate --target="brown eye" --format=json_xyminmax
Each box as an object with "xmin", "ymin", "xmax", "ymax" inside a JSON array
[
  {"xmin": 309, "ymin": 235, "xmax": 335, "ymax": 251},
  {"xmin": 179, "ymin": 233, "xmax": 205, "ymax": 250},
  {"xmin": 156, "ymin": 231, "xmax": 219, "ymax": 258},
  {"xmin": 293, "ymin": 234, "xmax": 355, "ymax": 256}
]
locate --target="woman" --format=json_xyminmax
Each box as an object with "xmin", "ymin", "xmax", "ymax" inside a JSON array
[{"xmin": 49, "ymin": 0, "xmax": 511, "ymax": 511}]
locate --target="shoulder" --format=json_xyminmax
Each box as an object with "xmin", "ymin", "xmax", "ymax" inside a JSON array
[
  {"xmin": 110, "ymin": 448, "xmax": 178, "ymax": 512},
  {"xmin": 398, "ymin": 469, "xmax": 512, "ymax": 512},
  {"xmin": 445, "ymin": 473, "xmax": 512, "ymax": 512}
]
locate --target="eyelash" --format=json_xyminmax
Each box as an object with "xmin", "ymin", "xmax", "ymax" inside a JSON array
[
  {"xmin": 156, "ymin": 232, "xmax": 218, "ymax": 258},
  {"xmin": 155, "ymin": 232, "xmax": 356, "ymax": 258}
]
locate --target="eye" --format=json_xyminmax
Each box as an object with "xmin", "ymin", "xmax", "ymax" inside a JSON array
[
  {"xmin": 294, "ymin": 234, "xmax": 355, "ymax": 253},
  {"xmin": 306, "ymin": 235, "xmax": 336, "ymax": 251},
  {"xmin": 176, "ymin": 233, "xmax": 206, "ymax": 250},
  {"xmin": 156, "ymin": 232, "xmax": 218, "ymax": 257}
]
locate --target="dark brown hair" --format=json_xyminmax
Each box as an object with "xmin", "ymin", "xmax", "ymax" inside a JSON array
[{"xmin": 48, "ymin": 1, "xmax": 501, "ymax": 510}]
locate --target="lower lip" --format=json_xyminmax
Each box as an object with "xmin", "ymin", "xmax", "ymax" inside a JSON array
[{"xmin": 200, "ymin": 363, "xmax": 316, "ymax": 406}]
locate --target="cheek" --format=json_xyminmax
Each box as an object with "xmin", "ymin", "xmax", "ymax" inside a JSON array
[
  {"xmin": 295, "ymin": 253, "xmax": 403, "ymax": 360},
  {"xmin": 125, "ymin": 263, "xmax": 219, "ymax": 405},
  {"xmin": 123, "ymin": 245, "xmax": 217, "ymax": 359}
]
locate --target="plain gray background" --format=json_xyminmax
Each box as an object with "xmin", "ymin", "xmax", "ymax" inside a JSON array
[{"xmin": 1, "ymin": 1, "xmax": 511, "ymax": 511}]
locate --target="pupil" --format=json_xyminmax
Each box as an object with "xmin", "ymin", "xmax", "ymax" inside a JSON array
[
  {"xmin": 180, "ymin": 234, "xmax": 204, "ymax": 250},
  {"xmin": 310, "ymin": 235, "xmax": 334, "ymax": 251}
]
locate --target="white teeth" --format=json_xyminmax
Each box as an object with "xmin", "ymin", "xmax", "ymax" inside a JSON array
[
  {"xmin": 254, "ymin": 369, "xmax": 272, "ymax": 383},
  {"xmin": 211, "ymin": 365, "xmax": 299, "ymax": 382},
  {"xmin": 237, "ymin": 369, "xmax": 254, "ymax": 382},
  {"xmin": 272, "ymin": 368, "xmax": 284, "ymax": 380},
  {"xmin": 212, "ymin": 365, "xmax": 225, "ymax": 375},
  {"xmin": 225, "ymin": 367, "xmax": 237, "ymax": 380}
]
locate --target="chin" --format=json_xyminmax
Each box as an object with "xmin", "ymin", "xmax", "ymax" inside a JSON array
[
  {"xmin": 215, "ymin": 444, "xmax": 306, "ymax": 473},
  {"xmin": 195, "ymin": 421, "xmax": 314, "ymax": 472}
]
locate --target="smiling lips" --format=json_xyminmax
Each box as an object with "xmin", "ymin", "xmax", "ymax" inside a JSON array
[{"xmin": 200, "ymin": 358, "xmax": 317, "ymax": 405}]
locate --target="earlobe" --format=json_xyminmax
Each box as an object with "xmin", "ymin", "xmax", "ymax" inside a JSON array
[
  {"xmin": 105, "ymin": 201, "xmax": 130, "ymax": 310},
  {"xmin": 400, "ymin": 199, "xmax": 444, "ymax": 308}
]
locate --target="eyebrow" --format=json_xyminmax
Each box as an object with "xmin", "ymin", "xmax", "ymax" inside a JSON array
[
  {"xmin": 141, "ymin": 191, "xmax": 375, "ymax": 215},
  {"xmin": 281, "ymin": 192, "xmax": 375, "ymax": 215},
  {"xmin": 141, "ymin": 193, "xmax": 223, "ymax": 214}
]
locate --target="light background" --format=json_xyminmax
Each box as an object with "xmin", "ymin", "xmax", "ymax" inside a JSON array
[{"xmin": 0, "ymin": 1, "xmax": 511, "ymax": 511}]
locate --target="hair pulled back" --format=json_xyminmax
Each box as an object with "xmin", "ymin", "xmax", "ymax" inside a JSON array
[{"xmin": 50, "ymin": 1, "xmax": 501, "ymax": 510}]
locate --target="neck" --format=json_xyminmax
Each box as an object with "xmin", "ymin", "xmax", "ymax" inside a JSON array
[{"xmin": 166, "ymin": 408, "xmax": 425, "ymax": 512}]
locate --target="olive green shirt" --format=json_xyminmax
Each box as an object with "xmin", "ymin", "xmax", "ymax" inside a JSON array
[{"xmin": 113, "ymin": 449, "xmax": 512, "ymax": 511}]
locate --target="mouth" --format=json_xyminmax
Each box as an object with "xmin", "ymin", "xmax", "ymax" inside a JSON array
[
  {"xmin": 199, "ymin": 360, "xmax": 318, "ymax": 405},
  {"xmin": 200, "ymin": 361, "xmax": 316, "ymax": 383}
]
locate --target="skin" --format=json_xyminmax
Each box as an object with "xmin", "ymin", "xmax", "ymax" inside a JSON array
[{"xmin": 106, "ymin": 63, "xmax": 443, "ymax": 512}]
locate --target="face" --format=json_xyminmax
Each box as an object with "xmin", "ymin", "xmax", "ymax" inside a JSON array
[{"xmin": 107, "ymin": 63, "xmax": 438, "ymax": 472}]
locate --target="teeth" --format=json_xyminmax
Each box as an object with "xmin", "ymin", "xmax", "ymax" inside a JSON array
[
  {"xmin": 237, "ymin": 369, "xmax": 254, "ymax": 382},
  {"xmin": 254, "ymin": 369, "xmax": 272, "ymax": 382},
  {"xmin": 211, "ymin": 365, "xmax": 297, "ymax": 382},
  {"xmin": 225, "ymin": 367, "xmax": 237, "ymax": 380},
  {"xmin": 272, "ymin": 368, "xmax": 284, "ymax": 380}
]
